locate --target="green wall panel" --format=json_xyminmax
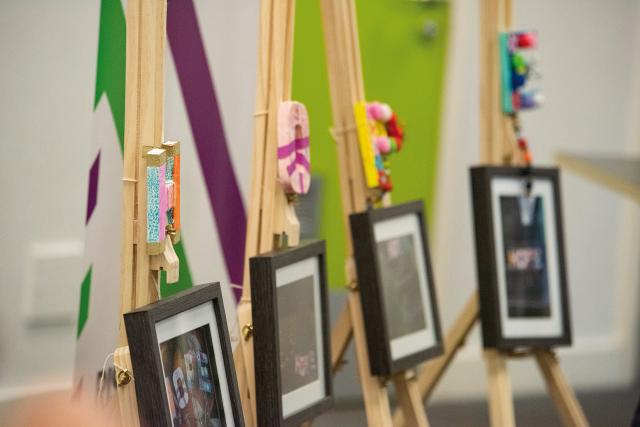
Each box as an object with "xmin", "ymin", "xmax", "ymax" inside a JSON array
[{"xmin": 293, "ymin": 1, "xmax": 449, "ymax": 288}]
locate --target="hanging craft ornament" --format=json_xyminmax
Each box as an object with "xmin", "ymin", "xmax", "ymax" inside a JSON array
[
  {"xmin": 145, "ymin": 142, "xmax": 182, "ymax": 255},
  {"xmin": 354, "ymin": 100, "xmax": 405, "ymax": 193},
  {"xmin": 146, "ymin": 148, "xmax": 168, "ymax": 255},
  {"xmin": 500, "ymin": 31, "xmax": 543, "ymax": 114},
  {"xmin": 499, "ymin": 30, "xmax": 541, "ymax": 192},
  {"xmin": 277, "ymin": 101, "xmax": 311, "ymax": 195},
  {"xmin": 162, "ymin": 141, "xmax": 181, "ymax": 243}
]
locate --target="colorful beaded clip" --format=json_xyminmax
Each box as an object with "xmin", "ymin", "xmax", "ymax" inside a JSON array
[{"xmin": 354, "ymin": 101, "xmax": 405, "ymax": 193}]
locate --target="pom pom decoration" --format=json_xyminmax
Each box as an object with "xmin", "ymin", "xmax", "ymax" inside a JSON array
[
  {"xmin": 500, "ymin": 30, "xmax": 541, "ymax": 114},
  {"xmin": 354, "ymin": 101, "xmax": 405, "ymax": 193},
  {"xmin": 515, "ymin": 32, "xmax": 537, "ymax": 49},
  {"xmin": 277, "ymin": 101, "xmax": 311, "ymax": 195}
]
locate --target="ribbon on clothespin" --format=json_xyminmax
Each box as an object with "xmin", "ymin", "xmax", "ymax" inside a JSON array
[
  {"xmin": 278, "ymin": 101, "xmax": 311, "ymax": 195},
  {"xmin": 162, "ymin": 141, "xmax": 181, "ymax": 244}
]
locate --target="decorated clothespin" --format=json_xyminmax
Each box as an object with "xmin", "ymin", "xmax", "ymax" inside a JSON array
[
  {"xmin": 278, "ymin": 101, "xmax": 311, "ymax": 195},
  {"xmin": 146, "ymin": 148, "xmax": 168, "ymax": 255},
  {"xmin": 162, "ymin": 141, "xmax": 181, "ymax": 243},
  {"xmin": 145, "ymin": 143, "xmax": 181, "ymax": 283},
  {"xmin": 354, "ymin": 100, "xmax": 405, "ymax": 193},
  {"xmin": 273, "ymin": 101, "xmax": 311, "ymax": 249},
  {"xmin": 500, "ymin": 31, "xmax": 543, "ymax": 114}
]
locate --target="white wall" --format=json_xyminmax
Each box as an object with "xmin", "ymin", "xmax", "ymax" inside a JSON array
[
  {"xmin": 0, "ymin": 0, "xmax": 99, "ymax": 399},
  {"xmin": 432, "ymin": 0, "xmax": 640, "ymax": 401}
]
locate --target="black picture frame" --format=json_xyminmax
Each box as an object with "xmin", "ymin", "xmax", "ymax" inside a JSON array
[
  {"xmin": 349, "ymin": 200, "xmax": 444, "ymax": 376},
  {"xmin": 250, "ymin": 240, "xmax": 333, "ymax": 427},
  {"xmin": 124, "ymin": 283, "xmax": 245, "ymax": 427},
  {"xmin": 470, "ymin": 166, "xmax": 572, "ymax": 349}
]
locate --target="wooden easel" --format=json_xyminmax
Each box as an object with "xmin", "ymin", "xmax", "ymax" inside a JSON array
[
  {"xmin": 112, "ymin": 0, "xmax": 179, "ymax": 425},
  {"xmin": 232, "ymin": 0, "xmax": 301, "ymax": 425},
  {"xmin": 320, "ymin": 0, "xmax": 431, "ymax": 426},
  {"xmin": 391, "ymin": 1, "xmax": 589, "ymax": 426}
]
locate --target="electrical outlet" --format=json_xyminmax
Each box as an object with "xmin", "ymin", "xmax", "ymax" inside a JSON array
[{"xmin": 23, "ymin": 241, "xmax": 83, "ymax": 328}]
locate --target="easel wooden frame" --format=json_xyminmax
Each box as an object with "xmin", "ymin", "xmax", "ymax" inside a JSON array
[
  {"xmin": 232, "ymin": 0, "xmax": 303, "ymax": 425},
  {"xmin": 320, "ymin": 0, "xmax": 432, "ymax": 426},
  {"xmin": 391, "ymin": 1, "xmax": 590, "ymax": 426},
  {"xmin": 112, "ymin": 0, "xmax": 179, "ymax": 425}
]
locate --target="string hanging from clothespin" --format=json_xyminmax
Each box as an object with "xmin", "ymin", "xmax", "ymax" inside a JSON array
[
  {"xmin": 499, "ymin": 31, "xmax": 541, "ymax": 196},
  {"xmin": 354, "ymin": 100, "xmax": 405, "ymax": 195}
]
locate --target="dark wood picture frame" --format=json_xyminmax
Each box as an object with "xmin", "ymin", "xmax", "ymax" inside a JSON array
[
  {"xmin": 250, "ymin": 240, "xmax": 333, "ymax": 427},
  {"xmin": 124, "ymin": 283, "xmax": 245, "ymax": 427},
  {"xmin": 470, "ymin": 166, "xmax": 572, "ymax": 349},
  {"xmin": 349, "ymin": 200, "xmax": 444, "ymax": 376}
]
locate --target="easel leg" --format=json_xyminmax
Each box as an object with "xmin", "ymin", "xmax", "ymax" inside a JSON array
[
  {"xmin": 485, "ymin": 349, "xmax": 516, "ymax": 427},
  {"xmin": 114, "ymin": 346, "xmax": 140, "ymax": 427},
  {"xmin": 331, "ymin": 303, "xmax": 353, "ymax": 373},
  {"xmin": 419, "ymin": 294, "xmax": 480, "ymax": 398},
  {"xmin": 534, "ymin": 350, "xmax": 589, "ymax": 427},
  {"xmin": 348, "ymin": 292, "xmax": 393, "ymax": 427},
  {"xmin": 235, "ymin": 302, "xmax": 256, "ymax": 426},
  {"xmin": 393, "ymin": 371, "xmax": 430, "ymax": 427},
  {"xmin": 393, "ymin": 293, "xmax": 479, "ymax": 426}
]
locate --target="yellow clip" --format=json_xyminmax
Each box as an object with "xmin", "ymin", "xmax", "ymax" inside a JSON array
[{"xmin": 354, "ymin": 101, "xmax": 380, "ymax": 188}]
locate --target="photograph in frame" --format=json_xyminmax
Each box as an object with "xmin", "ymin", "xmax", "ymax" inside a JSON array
[
  {"xmin": 350, "ymin": 200, "xmax": 443, "ymax": 376},
  {"xmin": 159, "ymin": 323, "xmax": 226, "ymax": 426},
  {"xmin": 124, "ymin": 283, "xmax": 245, "ymax": 427},
  {"xmin": 500, "ymin": 194, "xmax": 551, "ymax": 318},
  {"xmin": 250, "ymin": 240, "xmax": 333, "ymax": 427},
  {"xmin": 471, "ymin": 166, "xmax": 572, "ymax": 349},
  {"xmin": 277, "ymin": 274, "xmax": 319, "ymax": 395},
  {"xmin": 377, "ymin": 234, "xmax": 428, "ymax": 341}
]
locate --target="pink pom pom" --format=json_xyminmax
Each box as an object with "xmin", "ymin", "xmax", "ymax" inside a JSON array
[
  {"xmin": 376, "ymin": 136, "xmax": 391, "ymax": 154},
  {"xmin": 367, "ymin": 102, "xmax": 384, "ymax": 120}
]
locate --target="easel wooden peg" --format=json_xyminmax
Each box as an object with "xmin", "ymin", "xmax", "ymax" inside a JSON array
[{"xmin": 149, "ymin": 238, "xmax": 179, "ymax": 283}]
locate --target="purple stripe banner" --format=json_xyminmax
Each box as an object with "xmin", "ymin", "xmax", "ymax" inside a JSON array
[
  {"xmin": 167, "ymin": 0, "xmax": 247, "ymax": 299},
  {"xmin": 86, "ymin": 151, "xmax": 100, "ymax": 224}
]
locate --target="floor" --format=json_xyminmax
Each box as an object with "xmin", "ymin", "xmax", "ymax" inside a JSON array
[
  {"xmin": 0, "ymin": 387, "xmax": 637, "ymax": 425},
  {"xmin": 314, "ymin": 388, "xmax": 639, "ymax": 427}
]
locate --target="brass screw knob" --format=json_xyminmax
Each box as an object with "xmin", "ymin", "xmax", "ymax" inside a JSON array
[
  {"xmin": 116, "ymin": 369, "xmax": 132, "ymax": 386},
  {"xmin": 242, "ymin": 324, "xmax": 254, "ymax": 340}
]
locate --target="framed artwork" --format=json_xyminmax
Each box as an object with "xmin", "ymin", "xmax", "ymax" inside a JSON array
[
  {"xmin": 250, "ymin": 240, "xmax": 332, "ymax": 427},
  {"xmin": 124, "ymin": 283, "xmax": 244, "ymax": 427},
  {"xmin": 349, "ymin": 201, "xmax": 443, "ymax": 376},
  {"xmin": 470, "ymin": 166, "xmax": 572, "ymax": 349}
]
